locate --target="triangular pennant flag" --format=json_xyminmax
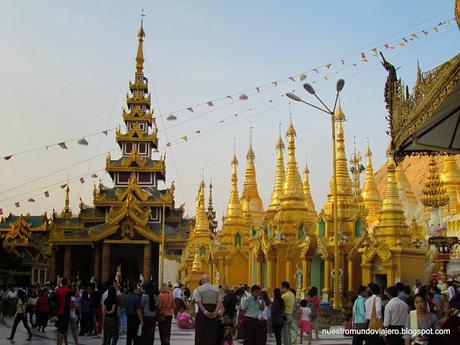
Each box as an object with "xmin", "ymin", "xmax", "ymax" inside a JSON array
[
  {"xmin": 422, "ymin": 30, "xmax": 429, "ymax": 36},
  {"xmin": 58, "ymin": 142, "xmax": 68, "ymax": 150},
  {"xmin": 256, "ymin": 87, "xmax": 260, "ymax": 93},
  {"xmin": 187, "ymin": 107, "xmax": 194, "ymax": 112},
  {"xmin": 361, "ymin": 52, "xmax": 366, "ymax": 60},
  {"xmin": 226, "ymin": 96, "xmax": 233, "ymax": 100},
  {"xmin": 402, "ymin": 38, "xmax": 408, "ymax": 43},
  {"xmin": 234, "ymin": 113, "xmax": 239, "ymax": 117},
  {"xmin": 289, "ymin": 76, "xmax": 295, "ymax": 82},
  {"xmin": 180, "ymin": 136, "xmax": 188, "ymax": 142},
  {"xmin": 400, "ymin": 42, "xmax": 406, "ymax": 46},
  {"xmin": 4, "ymin": 155, "xmax": 12, "ymax": 160},
  {"xmin": 166, "ymin": 142, "xmax": 171, "ymax": 147},
  {"xmin": 433, "ymin": 26, "xmax": 439, "ymax": 32},
  {"xmin": 324, "ymin": 76, "xmax": 328, "ymax": 80},
  {"xmin": 102, "ymin": 130, "xmax": 108, "ymax": 136},
  {"xmin": 272, "ymin": 81, "xmax": 278, "ymax": 87},
  {"xmin": 44, "ymin": 191, "xmax": 50, "ymax": 198},
  {"xmin": 341, "ymin": 59, "xmax": 345, "ymax": 65},
  {"xmin": 91, "ymin": 174, "xmax": 98, "ymax": 178},
  {"xmin": 411, "ymin": 33, "xmax": 418, "ymax": 39},
  {"xmin": 77, "ymin": 138, "xmax": 89, "ymax": 146},
  {"xmin": 363, "ymin": 58, "xmax": 369, "ymax": 63},
  {"xmin": 80, "ymin": 177, "xmax": 85, "ymax": 184},
  {"xmin": 196, "ymin": 130, "xmax": 201, "ymax": 134},
  {"xmin": 326, "ymin": 64, "xmax": 332, "ymax": 69},
  {"xmin": 372, "ymin": 48, "xmax": 378, "ymax": 55},
  {"xmin": 353, "ymin": 63, "xmax": 357, "ymax": 66},
  {"xmin": 443, "ymin": 20, "xmax": 451, "ymax": 25},
  {"xmin": 207, "ymin": 101, "xmax": 214, "ymax": 107},
  {"xmin": 220, "ymin": 120, "xmax": 224, "ymax": 123},
  {"xmin": 166, "ymin": 114, "xmax": 177, "ymax": 121},
  {"xmin": 0, "ymin": 208, "xmax": 3, "ymax": 215},
  {"xmin": 239, "ymin": 94, "xmax": 248, "ymax": 100},
  {"xmin": 299, "ymin": 73, "xmax": 307, "ymax": 81},
  {"xmin": 28, "ymin": 198, "xmax": 35, "ymax": 203},
  {"xmin": 61, "ymin": 183, "xmax": 68, "ymax": 189},
  {"xmin": 314, "ymin": 68, "xmax": 319, "ymax": 74},
  {"xmin": 15, "ymin": 202, "xmax": 20, "ymax": 208}
]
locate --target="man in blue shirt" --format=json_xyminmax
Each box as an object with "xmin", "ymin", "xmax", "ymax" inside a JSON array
[
  {"xmin": 352, "ymin": 285, "xmax": 368, "ymax": 345},
  {"xmin": 241, "ymin": 285, "xmax": 264, "ymax": 345},
  {"xmin": 124, "ymin": 286, "xmax": 143, "ymax": 345}
]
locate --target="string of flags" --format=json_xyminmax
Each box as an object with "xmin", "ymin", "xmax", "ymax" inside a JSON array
[
  {"xmin": 160, "ymin": 17, "xmax": 453, "ymax": 121},
  {"xmin": 2, "ymin": 128, "xmax": 114, "ymax": 161},
  {"xmin": 0, "ymin": 171, "xmax": 104, "ymax": 216}
]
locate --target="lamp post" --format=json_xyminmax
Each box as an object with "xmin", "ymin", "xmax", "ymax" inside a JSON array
[{"xmin": 286, "ymin": 79, "xmax": 345, "ymax": 309}]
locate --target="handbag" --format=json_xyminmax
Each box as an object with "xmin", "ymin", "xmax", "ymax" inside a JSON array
[{"xmin": 367, "ymin": 298, "xmax": 383, "ymax": 330}]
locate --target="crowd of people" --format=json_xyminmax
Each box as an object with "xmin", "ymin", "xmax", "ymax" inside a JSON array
[
  {"xmin": 1, "ymin": 275, "xmax": 459, "ymax": 345},
  {"xmin": 349, "ymin": 278, "xmax": 460, "ymax": 345}
]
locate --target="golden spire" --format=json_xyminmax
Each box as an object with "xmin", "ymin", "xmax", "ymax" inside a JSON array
[
  {"xmin": 136, "ymin": 21, "xmax": 145, "ymax": 73},
  {"xmin": 441, "ymin": 155, "xmax": 460, "ymax": 214},
  {"xmin": 421, "ymin": 156, "xmax": 449, "ymax": 207},
  {"xmin": 395, "ymin": 162, "xmax": 418, "ymax": 204},
  {"xmin": 303, "ymin": 162, "xmax": 317, "ymax": 216},
  {"xmin": 374, "ymin": 154, "xmax": 410, "ymax": 246},
  {"xmin": 362, "ymin": 144, "xmax": 382, "ymax": 224},
  {"xmin": 61, "ymin": 185, "xmax": 72, "ymax": 218},
  {"xmin": 268, "ymin": 128, "xmax": 285, "ymax": 213},
  {"xmin": 333, "ymin": 102, "xmax": 353, "ymax": 195},
  {"xmin": 240, "ymin": 131, "xmax": 264, "ymax": 224},
  {"xmin": 280, "ymin": 121, "xmax": 305, "ymax": 206},
  {"xmin": 226, "ymin": 154, "xmax": 244, "ymax": 222},
  {"xmin": 193, "ymin": 180, "xmax": 209, "ymax": 237}
]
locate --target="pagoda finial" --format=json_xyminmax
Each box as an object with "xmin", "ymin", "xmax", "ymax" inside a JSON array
[
  {"xmin": 303, "ymin": 161, "xmax": 317, "ymax": 217},
  {"xmin": 136, "ymin": 14, "xmax": 145, "ymax": 73},
  {"xmin": 226, "ymin": 152, "xmax": 243, "ymax": 221},
  {"xmin": 362, "ymin": 142, "xmax": 382, "ymax": 224},
  {"xmin": 193, "ymin": 180, "xmax": 209, "ymax": 237},
  {"xmin": 374, "ymin": 154, "xmax": 410, "ymax": 246},
  {"xmin": 61, "ymin": 184, "xmax": 72, "ymax": 218},
  {"xmin": 421, "ymin": 156, "xmax": 449, "ymax": 207},
  {"xmin": 240, "ymin": 131, "xmax": 264, "ymax": 224},
  {"xmin": 281, "ymin": 121, "xmax": 304, "ymax": 203},
  {"xmin": 268, "ymin": 128, "xmax": 285, "ymax": 212}
]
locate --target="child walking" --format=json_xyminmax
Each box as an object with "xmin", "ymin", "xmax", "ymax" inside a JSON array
[{"xmin": 298, "ymin": 299, "xmax": 312, "ymax": 345}]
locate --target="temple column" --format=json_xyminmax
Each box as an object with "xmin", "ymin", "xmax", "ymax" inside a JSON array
[
  {"xmin": 93, "ymin": 243, "xmax": 101, "ymax": 281},
  {"xmin": 266, "ymin": 258, "xmax": 273, "ymax": 291},
  {"xmin": 347, "ymin": 258, "xmax": 354, "ymax": 293},
  {"xmin": 361, "ymin": 263, "xmax": 372, "ymax": 285},
  {"xmin": 385, "ymin": 263, "xmax": 396, "ymax": 286},
  {"xmin": 256, "ymin": 259, "xmax": 263, "ymax": 286},
  {"xmin": 50, "ymin": 246, "xmax": 56, "ymax": 281},
  {"xmin": 285, "ymin": 258, "xmax": 292, "ymax": 284},
  {"xmin": 302, "ymin": 257, "xmax": 309, "ymax": 292},
  {"xmin": 323, "ymin": 259, "xmax": 331, "ymax": 294},
  {"xmin": 224, "ymin": 258, "xmax": 229, "ymax": 285},
  {"xmin": 63, "ymin": 246, "xmax": 72, "ymax": 279},
  {"xmin": 102, "ymin": 243, "xmax": 110, "ymax": 283},
  {"xmin": 143, "ymin": 244, "xmax": 151, "ymax": 282}
]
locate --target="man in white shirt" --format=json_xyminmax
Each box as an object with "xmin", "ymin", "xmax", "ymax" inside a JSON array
[
  {"xmin": 173, "ymin": 283, "xmax": 185, "ymax": 317},
  {"xmin": 365, "ymin": 283, "xmax": 383, "ymax": 345},
  {"xmin": 446, "ymin": 280, "xmax": 456, "ymax": 302},
  {"xmin": 383, "ymin": 286, "xmax": 408, "ymax": 345}
]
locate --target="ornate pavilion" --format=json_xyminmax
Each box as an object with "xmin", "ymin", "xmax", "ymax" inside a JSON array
[{"xmin": 0, "ymin": 23, "xmax": 190, "ymax": 286}]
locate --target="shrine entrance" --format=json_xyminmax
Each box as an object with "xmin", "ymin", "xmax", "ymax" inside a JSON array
[{"xmin": 110, "ymin": 244, "xmax": 144, "ymax": 286}]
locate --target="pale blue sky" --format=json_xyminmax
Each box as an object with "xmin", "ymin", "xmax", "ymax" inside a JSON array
[{"xmin": 0, "ymin": 1, "xmax": 458, "ymax": 221}]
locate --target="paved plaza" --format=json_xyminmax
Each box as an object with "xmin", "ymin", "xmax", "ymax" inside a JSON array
[{"xmin": 0, "ymin": 317, "xmax": 352, "ymax": 345}]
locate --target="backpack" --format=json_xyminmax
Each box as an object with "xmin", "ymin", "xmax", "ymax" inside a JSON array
[{"xmin": 306, "ymin": 297, "xmax": 317, "ymax": 319}]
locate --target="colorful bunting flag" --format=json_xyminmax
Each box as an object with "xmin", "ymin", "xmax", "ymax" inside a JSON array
[
  {"xmin": 422, "ymin": 30, "xmax": 429, "ymax": 36},
  {"xmin": 4, "ymin": 155, "xmax": 12, "ymax": 160},
  {"xmin": 15, "ymin": 202, "xmax": 20, "ymax": 208},
  {"xmin": 361, "ymin": 53, "xmax": 366, "ymax": 60},
  {"xmin": 44, "ymin": 191, "xmax": 50, "ymax": 198},
  {"xmin": 77, "ymin": 138, "xmax": 89, "ymax": 146},
  {"xmin": 102, "ymin": 130, "xmax": 108, "ymax": 135},
  {"xmin": 28, "ymin": 198, "xmax": 35, "ymax": 202},
  {"xmin": 433, "ymin": 26, "xmax": 439, "ymax": 32},
  {"xmin": 324, "ymin": 76, "xmax": 328, "ymax": 80},
  {"xmin": 196, "ymin": 130, "xmax": 201, "ymax": 134},
  {"xmin": 400, "ymin": 42, "xmax": 406, "ymax": 46},
  {"xmin": 61, "ymin": 184, "xmax": 68, "ymax": 189},
  {"xmin": 91, "ymin": 174, "xmax": 98, "ymax": 178},
  {"xmin": 187, "ymin": 107, "xmax": 194, "ymax": 112},
  {"xmin": 234, "ymin": 113, "xmax": 239, "ymax": 117},
  {"xmin": 341, "ymin": 59, "xmax": 345, "ymax": 65},
  {"xmin": 207, "ymin": 101, "xmax": 214, "ymax": 107},
  {"xmin": 80, "ymin": 177, "xmax": 85, "ymax": 184},
  {"xmin": 166, "ymin": 114, "xmax": 177, "ymax": 121},
  {"xmin": 272, "ymin": 81, "xmax": 278, "ymax": 87},
  {"xmin": 239, "ymin": 94, "xmax": 248, "ymax": 100},
  {"xmin": 226, "ymin": 96, "xmax": 233, "ymax": 100},
  {"xmin": 256, "ymin": 87, "xmax": 260, "ymax": 93},
  {"xmin": 58, "ymin": 142, "xmax": 68, "ymax": 150},
  {"xmin": 0, "ymin": 208, "xmax": 3, "ymax": 215},
  {"xmin": 326, "ymin": 64, "xmax": 332, "ymax": 69},
  {"xmin": 289, "ymin": 76, "xmax": 295, "ymax": 82},
  {"xmin": 180, "ymin": 136, "xmax": 188, "ymax": 142},
  {"xmin": 384, "ymin": 44, "xmax": 390, "ymax": 49},
  {"xmin": 402, "ymin": 38, "xmax": 408, "ymax": 43},
  {"xmin": 372, "ymin": 48, "xmax": 378, "ymax": 55},
  {"xmin": 299, "ymin": 73, "xmax": 307, "ymax": 81},
  {"xmin": 314, "ymin": 69, "xmax": 319, "ymax": 74},
  {"xmin": 220, "ymin": 120, "xmax": 224, "ymax": 123},
  {"xmin": 166, "ymin": 142, "xmax": 171, "ymax": 147},
  {"xmin": 411, "ymin": 33, "xmax": 418, "ymax": 39}
]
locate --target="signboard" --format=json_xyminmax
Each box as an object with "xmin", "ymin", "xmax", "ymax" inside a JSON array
[
  {"xmin": 429, "ymin": 237, "xmax": 459, "ymax": 245},
  {"xmin": 436, "ymin": 254, "xmax": 451, "ymax": 261}
]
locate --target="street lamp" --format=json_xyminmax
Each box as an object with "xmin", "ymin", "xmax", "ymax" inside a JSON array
[{"xmin": 286, "ymin": 79, "xmax": 345, "ymax": 309}]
